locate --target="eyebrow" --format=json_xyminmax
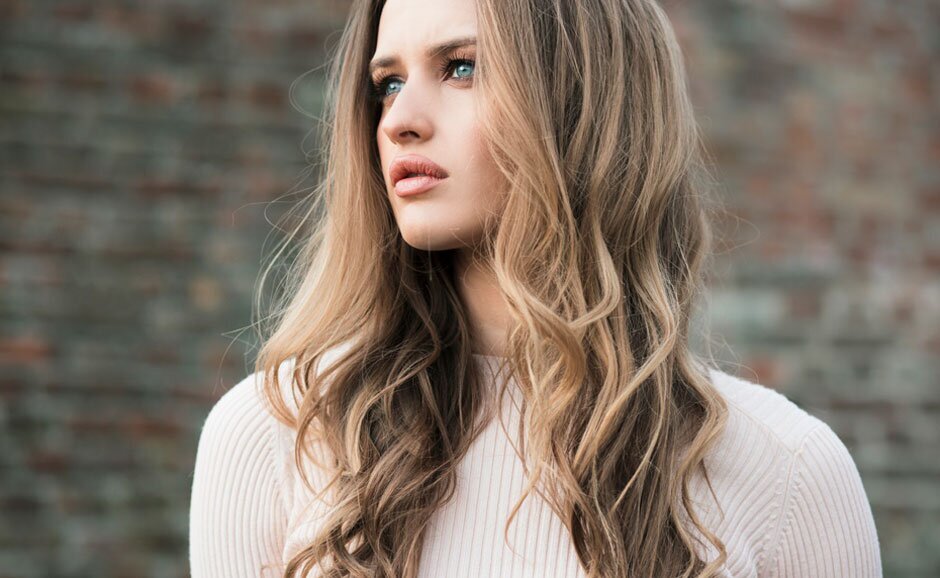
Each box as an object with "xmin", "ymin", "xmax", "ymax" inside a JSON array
[{"xmin": 369, "ymin": 36, "xmax": 477, "ymax": 74}]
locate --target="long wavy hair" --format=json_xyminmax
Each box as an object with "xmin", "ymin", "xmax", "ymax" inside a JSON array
[{"xmin": 252, "ymin": 0, "xmax": 731, "ymax": 576}]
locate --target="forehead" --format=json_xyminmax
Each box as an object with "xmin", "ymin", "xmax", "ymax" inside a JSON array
[{"xmin": 374, "ymin": 0, "xmax": 477, "ymax": 54}]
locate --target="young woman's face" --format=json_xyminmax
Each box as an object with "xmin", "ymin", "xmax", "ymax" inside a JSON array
[{"xmin": 373, "ymin": 0, "xmax": 507, "ymax": 251}]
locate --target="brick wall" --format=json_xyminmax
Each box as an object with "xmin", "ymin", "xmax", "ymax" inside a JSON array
[
  {"xmin": 0, "ymin": 0, "xmax": 935, "ymax": 576},
  {"xmin": 0, "ymin": 0, "xmax": 347, "ymax": 576}
]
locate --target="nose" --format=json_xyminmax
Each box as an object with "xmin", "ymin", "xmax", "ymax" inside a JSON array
[{"xmin": 379, "ymin": 77, "xmax": 435, "ymax": 145}]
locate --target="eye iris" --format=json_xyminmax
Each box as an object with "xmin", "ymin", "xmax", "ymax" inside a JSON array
[{"xmin": 455, "ymin": 62, "xmax": 473, "ymax": 78}]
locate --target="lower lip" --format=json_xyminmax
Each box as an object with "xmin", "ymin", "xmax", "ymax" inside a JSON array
[{"xmin": 394, "ymin": 175, "xmax": 446, "ymax": 197}]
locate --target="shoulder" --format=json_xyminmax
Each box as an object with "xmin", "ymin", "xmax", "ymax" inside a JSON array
[
  {"xmin": 700, "ymin": 365, "xmax": 861, "ymax": 495},
  {"xmin": 202, "ymin": 343, "xmax": 353, "ymax": 453},
  {"xmin": 193, "ymin": 356, "xmax": 310, "ymax": 499},
  {"xmin": 704, "ymin": 365, "xmax": 875, "ymax": 487},
  {"xmin": 705, "ymin": 366, "xmax": 825, "ymax": 452},
  {"xmin": 193, "ymin": 361, "xmax": 297, "ymax": 488},
  {"xmin": 200, "ymin": 357, "xmax": 299, "ymax": 435},
  {"xmin": 189, "ymin": 360, "xmax": 301, "ymax": 575},
  {"xmin": 210, "ymin": 343, "xmax": 351, "ymax": 424},
  {"xmin": 713, "ymin": 372, "xmax": 882, "ymax": 578},
  {"xmin": 684, "ymin": 367, "xmax": 881, "ymax": 576}
]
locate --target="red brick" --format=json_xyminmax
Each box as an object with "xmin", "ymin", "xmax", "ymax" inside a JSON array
[
  {"xmin": 128, "ymin": 73, "xmax": 177, "ymax": 105},
  {"xmin": 0, "ymin": 336, "xmax": 54, "ymax": 363}
]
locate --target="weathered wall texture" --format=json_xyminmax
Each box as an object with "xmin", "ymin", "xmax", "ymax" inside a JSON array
[{"xmin": 0, "ymin": 0, "xmax": 935, "ymax": 576}]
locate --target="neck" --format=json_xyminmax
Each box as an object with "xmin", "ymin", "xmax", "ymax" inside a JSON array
[{"xmin": 453, "ymin": 249, "xmax": 512, "ymax": 357}]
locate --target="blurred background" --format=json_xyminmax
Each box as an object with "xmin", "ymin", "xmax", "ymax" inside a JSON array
[{"xmin": 0, "ymin": 0, "xmax": 936, "ymax": 576}]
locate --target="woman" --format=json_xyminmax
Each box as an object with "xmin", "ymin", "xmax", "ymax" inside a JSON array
[{"xmin": 189, "ymin": 0, "xmax": 882, "ymax": 576}]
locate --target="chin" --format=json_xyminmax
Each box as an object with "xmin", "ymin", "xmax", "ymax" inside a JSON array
[
  {"xmin": 399, "ymin": 226, "xmax": 486, "ymax": 253},
  {"xmin": 400, "ymin": 236, "xmax": 460, "ymax": 252},
  {"xmin": 397, "ymin": 221, "xmax": 469, "ymax": 250}
]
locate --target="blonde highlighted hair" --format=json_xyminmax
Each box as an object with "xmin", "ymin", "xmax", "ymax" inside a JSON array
[{"xmin": 253, "ymin": 0, "xmax": 730, "ymax": 576}]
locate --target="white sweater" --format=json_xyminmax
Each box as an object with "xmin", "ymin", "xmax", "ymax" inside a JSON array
[{"xmin": 189, "ymin": 354, "xmax": 882, "ymax": 577}]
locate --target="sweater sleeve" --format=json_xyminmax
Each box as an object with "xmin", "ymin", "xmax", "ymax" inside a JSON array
[
  {"xmin": 189, "ymin": 372, "xmax": 289, "ymax": 578},
  {"xmin": 768, "ymin": 422, "xmax": 883, "ymax": 577}
]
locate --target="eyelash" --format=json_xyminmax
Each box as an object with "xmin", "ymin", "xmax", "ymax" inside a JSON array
[{"xmin": 369, "ymin": 55, "xmax": 476, "ymax": 104}]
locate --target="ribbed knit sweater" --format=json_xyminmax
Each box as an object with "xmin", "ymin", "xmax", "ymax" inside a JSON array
[{"xmin": 189, "ymin": 353, "xmax": 882, "ymax": 577}]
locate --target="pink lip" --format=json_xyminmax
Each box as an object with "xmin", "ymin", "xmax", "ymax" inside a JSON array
[
  {"xmin": 389, "ymin": 154, "xmax": 449, "ymax": 198},
  {"xmin": 394, "ymin": 174, "xmax": 446, "ymax": 197}
]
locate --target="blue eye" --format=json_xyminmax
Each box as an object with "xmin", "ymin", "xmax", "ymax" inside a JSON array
[
  {"xmin": 452, "ymin": 60, "xmax": 474, "ymax": 79},
  {"xmin": 380, "ymin": 78, "xmax": 404, "ymax": 99},
  {"xmin": 369, "ymin": 57, "xmax": 475, "ymax": 104}
]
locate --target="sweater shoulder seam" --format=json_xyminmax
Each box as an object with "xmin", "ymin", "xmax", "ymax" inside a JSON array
[{"xmin": 760, "ymin": 422, "xmax": 826, "ymax": 576}]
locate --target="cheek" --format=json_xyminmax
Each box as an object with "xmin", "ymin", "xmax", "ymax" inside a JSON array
[
  {"xmin": 376, "ymin": 129, "xmax": 390, "ymax": 181},
  {"xmin": 451, "ymin": 133, "xmax": 507, "ymax": 240},
  {"xmin": 466, "ymin": 130, "xmax": 507, "ymax": 204}
]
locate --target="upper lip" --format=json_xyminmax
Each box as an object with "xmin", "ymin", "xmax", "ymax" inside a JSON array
[{"xmin": 389, "ymin": 154, "xmax": 449, "ymax": 186}]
